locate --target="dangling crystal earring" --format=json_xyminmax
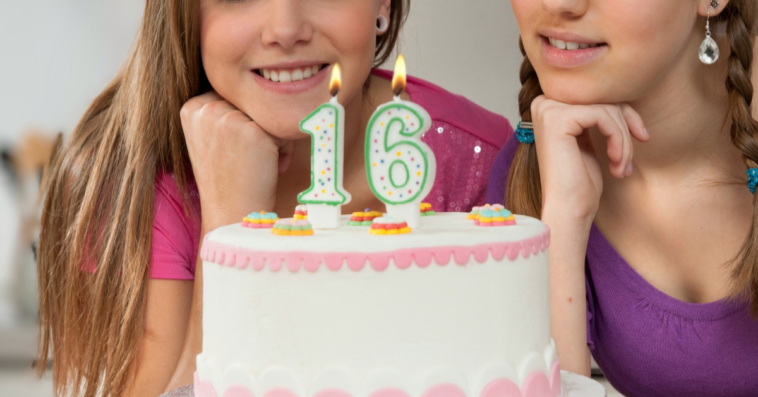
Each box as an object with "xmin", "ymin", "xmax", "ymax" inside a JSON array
[{"xmin": 698, "ymin": 1, "xmax": 720, "ymax": 64}]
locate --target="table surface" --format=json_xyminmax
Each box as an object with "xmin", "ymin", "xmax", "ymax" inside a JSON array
[{"xmin": 161, "ymin": 371, "xmax": 607, "ymax": 397}]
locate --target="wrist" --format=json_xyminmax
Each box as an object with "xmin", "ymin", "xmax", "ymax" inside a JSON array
[{"xmin": 541, "ymin": 202, "xmax": 595, "ymax": 231}]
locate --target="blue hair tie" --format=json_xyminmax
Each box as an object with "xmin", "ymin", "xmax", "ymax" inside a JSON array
[
  {"xmin": 747, "ymin": 169, "xmax": 758, "ymax": 194},
  {"xmin": 516, "ymin": 121, "xmax": 534, "ymax": 144}
]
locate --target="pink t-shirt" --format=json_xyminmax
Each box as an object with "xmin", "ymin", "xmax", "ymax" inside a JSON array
[{"xmin": 150, "ymin": 70, "xmax": 513, "ymax": 280}]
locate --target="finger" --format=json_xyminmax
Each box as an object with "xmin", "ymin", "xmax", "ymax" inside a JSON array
[
  {"xmin": 621, "ymin": 104, "xmax": 649, "ymax": 143},
  {"xmin": 564, "ymin": 107, "xmax": 624, "ymax": 162},
  {"xmin": 565, "ymin": 107, "xmax": 627, "ymax": 179},
  {"xmin": 530, "ymin": 95, "xmax": 550, "ymax": 119},
  {"xmin": 182, "ymin": 91, "xmax": 224, "ymax": 114},
  {"xmin": 277, "ymin": 140, "xmax": 295, "ymax": 174},
  {"xmin": 602, "ymin": 105, "xmax": 633, "ymax": 178}
]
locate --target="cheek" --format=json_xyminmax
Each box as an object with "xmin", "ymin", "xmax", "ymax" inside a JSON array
[
  {"xmin": 200, "ymin": 10, "xmax": 256, "ymax": 98},
  {"xmin": 321, "ymin": 6, "xmax": 378, "ymax": 101}
]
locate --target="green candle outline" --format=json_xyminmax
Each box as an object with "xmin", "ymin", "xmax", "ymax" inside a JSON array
[
  {"xmin": 298, "ymin": 103, "xmax": 350, "ymax": 206},
  {"xmin": 365, "ymin": 102, "xmax": 430, "ymax": 205}
]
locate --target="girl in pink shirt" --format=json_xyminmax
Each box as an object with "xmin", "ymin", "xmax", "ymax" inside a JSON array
[{"xmin": 37, "ymin": 1, "xmax": 511, "ymax": 396}]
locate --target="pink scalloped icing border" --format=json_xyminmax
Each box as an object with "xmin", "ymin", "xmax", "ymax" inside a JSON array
[
  {"xmin": 194, "ymin": 362, "xmax": 560, "ymax": 397},
  {"xmin": 200, "ymin": 227, "xmax": 550, "ymax": 272}
]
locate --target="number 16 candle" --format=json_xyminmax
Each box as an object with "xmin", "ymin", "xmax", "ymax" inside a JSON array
[
  {"xmin": 365, "ymin": 55, "xmax": 436, "ymax": 228},
  {"xmin": 298, "ymin": 64, "xmax": 352, "ymax": 229}
]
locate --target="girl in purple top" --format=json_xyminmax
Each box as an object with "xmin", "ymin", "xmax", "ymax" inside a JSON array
[{"xmin": 487, "ymin": 1, "xmax": 758, "ymax": 396}]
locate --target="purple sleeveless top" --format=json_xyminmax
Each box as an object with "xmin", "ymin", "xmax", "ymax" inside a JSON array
[
  {"xmin": 149, "ymin": 70, "xmax": 513, "ymax": 280},
  {"xmin": 486, "ymin": 135, "xmax": 758, "ymax": 397}
]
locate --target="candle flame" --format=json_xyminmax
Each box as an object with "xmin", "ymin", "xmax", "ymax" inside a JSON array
[
  {"xmin": 391, "ymin": 54, "xmax": 407, "ymax": 97},
  {"xmin": 329, "ymin": 64, "xmax": 342, "ymax": 98}
]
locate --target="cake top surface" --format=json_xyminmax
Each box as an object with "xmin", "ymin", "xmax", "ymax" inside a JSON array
[{"xmin": 208, "ymin": 213, "xmax": 545, "ymax": 254}]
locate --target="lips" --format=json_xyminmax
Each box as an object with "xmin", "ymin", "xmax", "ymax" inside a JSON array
[{"xmin": 539, "ymin": 35, "xmax": 607, "ymax": 68}]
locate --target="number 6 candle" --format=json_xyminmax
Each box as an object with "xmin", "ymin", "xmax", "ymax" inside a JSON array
[
  {"xmin": 365, "ymin": 55, "xmax": 436, "ymax": 228},
  {"xmin": 298, "ymin": 64, "xmax": 352, "ymax": 229}
]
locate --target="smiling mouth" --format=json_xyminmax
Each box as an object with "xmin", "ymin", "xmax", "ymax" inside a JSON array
[
  {"xmin": 255, "ymin": 64, "xmax": 329, "ymax": 83},
  {"xmin": 544, "ymin": 36, "xmax": 606, "ymax": 50}
]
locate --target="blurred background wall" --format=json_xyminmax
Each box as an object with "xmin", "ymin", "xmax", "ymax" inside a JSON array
[{"xmin": 0, "ymin": 0, "xmax": 527, "ymax": 395}]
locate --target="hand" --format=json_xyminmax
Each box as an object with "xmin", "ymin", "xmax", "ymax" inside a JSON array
[
  {"xmin": 180, "ymin": 91, "xmax": 294, "ymax": 233},
  {"xmin": 531, "ymin": 96, "xmax": 649, "ymax": 223}
]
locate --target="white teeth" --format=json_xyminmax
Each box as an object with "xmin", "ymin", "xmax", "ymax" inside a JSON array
[
  {"xmin": 259, "ymin": 65, "xmax": 324, "ymax": 82},
  {"xmin": 548, "ymin": 37, "xmax": 596, "ymax": 51}
]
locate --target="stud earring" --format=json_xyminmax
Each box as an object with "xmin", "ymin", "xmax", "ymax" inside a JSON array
[
  {"xmin": 376, "ymin": 15, "xmax": 389, "ymax": 34},
  {"xmin": 699, "ymin": 1, "xmax": 720, "ymax": 64}
]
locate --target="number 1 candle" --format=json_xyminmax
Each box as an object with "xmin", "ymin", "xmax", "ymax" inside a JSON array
[
  {"xmin": 365, "ymin": 55, "xmax": 436, "ymax": 228},
  {"xmin": 298, "ymin": 64, "xmax": 352, "ymax": 229}
]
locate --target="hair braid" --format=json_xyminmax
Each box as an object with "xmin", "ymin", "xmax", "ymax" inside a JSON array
[
  {"xmin": 719, "ymin": 0, "xmax": 758, "ymax": 315},
  {"xmin": 505, "ymin": 38, "xmax": 544, "ymax": 217}
]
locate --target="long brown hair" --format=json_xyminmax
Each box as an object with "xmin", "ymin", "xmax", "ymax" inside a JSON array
[
  {"xmin": 505, "ymin": 2, "xmax": 758, "ymax": 314},
  {"xmin": 36, "ymin": 1, "xmax": 410, "ymax": 396}
]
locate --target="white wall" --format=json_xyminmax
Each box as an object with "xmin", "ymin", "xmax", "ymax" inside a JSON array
[
  {"xmin": 0, "ymin": 0, "xmax": 144, "ymax": 324},
  {"xmin": 394, "ymin": 0, "xmax": 524, "ymax": 123}
]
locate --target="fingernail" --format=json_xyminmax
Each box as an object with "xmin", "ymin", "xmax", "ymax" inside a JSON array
[
  {"xmin": 643, "ymin": 128, "xmax": 650, "ymax": 139},
  {"xmin": 627, "ymin": 162, "xmax": 633, "ymax": 177}
]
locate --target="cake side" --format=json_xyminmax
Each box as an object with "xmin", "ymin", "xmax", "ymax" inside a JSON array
[{"xmin": 196, "ymin": 213, "xmax": 559, "ymax": 397}]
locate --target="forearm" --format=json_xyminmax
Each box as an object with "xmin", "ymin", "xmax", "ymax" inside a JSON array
[
  {"xmin": 542, "ymin": 206, "xmax": 593, "ymax": 376},
  {"xmin": 164, "ymin": 256, "xmax": 204, "ymax": 391}
]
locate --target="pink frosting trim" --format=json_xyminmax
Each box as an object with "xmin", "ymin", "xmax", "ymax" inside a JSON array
[
  {"xmin": 312, "ymin": 389, "xmax": 353, "ymax": 397},
  {"xmin": 193, "ymin": 364, "xmax": 561, "ymax": 397},
  {"xmin": 200, "ymin": 228, "xmax": 550, "ymax": 272},
  {"xmin": 263, "ymin": 389, "xmax": 300, "ymax": 397},
  {"xmin": 421, "ymin": 384, "xmax": 467, "ymax": 397},
  {"xmin": 195, "ymin": 372, "xmax": 218, "ymax": 397},
  {"xmin": 224, "ymin": 385, "xmax": 257, "ymax": 397},
  {"xmin": 368, "ymin": 388, "xmax": 412, "ymax": 397}
]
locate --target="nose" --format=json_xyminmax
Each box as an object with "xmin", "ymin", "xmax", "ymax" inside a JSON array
[
  {"xmin": 261, "ymin": 0, "xmax": 313, "ymax": 49},
  {"xmin": 540, "ymin": 0, "xmax": 589, "ymax": 17}
]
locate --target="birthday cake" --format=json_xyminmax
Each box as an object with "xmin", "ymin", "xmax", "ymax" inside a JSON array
[
  {"xmin": 194, "ymin": 58, "xmax": 558, "ymax": 397},
  {"xmin": 194, "ymin": 210, "xmax": 559, "ymax": 397}
]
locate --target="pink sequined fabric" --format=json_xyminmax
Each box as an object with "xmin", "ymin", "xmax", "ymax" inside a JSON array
[{"xmin": 422, "ymin": 122, "xmax": 499, "ymax": 212}]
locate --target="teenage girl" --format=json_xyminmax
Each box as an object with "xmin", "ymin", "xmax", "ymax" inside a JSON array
[
  {"xmin": 36, "ymin": 1, "xmax": 511, "ymax": 396},
  {"xmin": 487, "ymin": 0, "xmax": 758, "ymax": 396}
]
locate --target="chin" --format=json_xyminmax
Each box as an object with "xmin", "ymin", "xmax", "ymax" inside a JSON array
[
  {"xmin": 251, "ymin": 111, "xmax": 311, "ymax": 140},
  {"xmin": 542, "ymin": 83, "xmax": 615, "ymax": 105},
  {"xmin": 539, "ymin": 73, "xmax": 630, "ymax": 105}
]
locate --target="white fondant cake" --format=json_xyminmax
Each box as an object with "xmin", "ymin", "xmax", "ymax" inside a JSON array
[{"xmin": 195, "ymin": 213, "xmax": 559, "ymax": 397}]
